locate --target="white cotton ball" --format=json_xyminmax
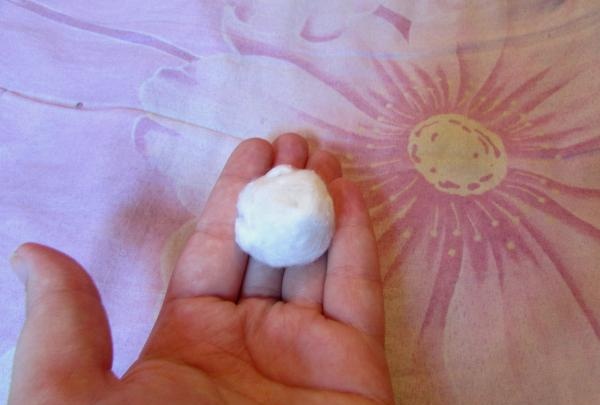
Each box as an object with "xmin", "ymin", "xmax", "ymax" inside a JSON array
[{"xmin": 235, "ymin": 165, "xmax": 335, "ymax": 267}]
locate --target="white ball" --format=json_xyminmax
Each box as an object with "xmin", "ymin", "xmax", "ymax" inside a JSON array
[{"xmin": 235, "ymin": 165, "xmax": 335, "ymax": 267}]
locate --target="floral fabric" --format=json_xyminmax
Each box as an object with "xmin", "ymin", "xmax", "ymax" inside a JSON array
[{"xmin": 2, "ymin": 1, "xmax": 600, "ymax": 404}]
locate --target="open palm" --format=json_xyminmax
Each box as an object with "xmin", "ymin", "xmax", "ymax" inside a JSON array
[{"xmin": 9, "ymin": 134, "xmax": 393, "ymax": 405}]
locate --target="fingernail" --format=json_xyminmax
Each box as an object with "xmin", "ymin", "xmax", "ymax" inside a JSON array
[{"xmin": 10, "ymin": 250, "xmax": 29, "ymax": 285}]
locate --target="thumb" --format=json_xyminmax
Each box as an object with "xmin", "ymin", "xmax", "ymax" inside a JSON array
[{"xmin": 9, "ymin": 243, "xmax": 114, "ymax": 404}]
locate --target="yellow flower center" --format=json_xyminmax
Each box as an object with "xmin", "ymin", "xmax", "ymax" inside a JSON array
[{"xmin": 408, "ymin": 114, "xmax": 508, "ymax": 196}]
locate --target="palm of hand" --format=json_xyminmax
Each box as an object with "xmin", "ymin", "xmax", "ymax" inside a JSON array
[
  {"xmin": 9, "ymin": 135, "xmax": 393, "ymax": 405},
  {"xmin": 122, "ymin": 297, "xmax": 390, "ymax": 404}
]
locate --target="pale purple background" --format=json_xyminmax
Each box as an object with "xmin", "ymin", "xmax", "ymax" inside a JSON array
[{"xmin": 2, "ymin": 1, "xmax": 600, "ymax": 404}]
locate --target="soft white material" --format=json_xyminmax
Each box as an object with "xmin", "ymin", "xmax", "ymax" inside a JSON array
[{"xmin": 235, "ymin": 165, "xmax": 335, "ymax": 267}]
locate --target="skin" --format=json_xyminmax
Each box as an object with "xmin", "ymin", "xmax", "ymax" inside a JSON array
[{"xmin": 8, "ymin": 134, "xmax": 394, "ymax": 405}]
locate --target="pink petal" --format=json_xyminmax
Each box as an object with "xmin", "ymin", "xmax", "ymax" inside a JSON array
[
  {"xmin": 442, "ymin": 243, "xmax": 526, "ymax": 405},
  {"xmin": 133, "ymin": 115, "xmax": 238, "ymax": 213},
  {"xmin": 139, "ymin": 54, "xmax": 375, "ymax": 140},
  {"xmin": 444, "ymin": 234, "xmax": 600, "ymax": 404},
  {"xmin": 301, "ymin": 0, "xmax": 380, "ymax": 42},
  {"xmin": 493, "ymin": 185, "xmax": 600, "ymax": 339},
  {"xmin": 381, "ymin": 197, "xmax": 456, "ymax": 401},
  {"xmin": 227, "ymin": 0, "xmax": 383, "ymax": 43},
  {"xmin": 16, "ymin": 0, "xmax": 229, "ymax": 56},
  {"xmin": 1, "ymin": 1, "xmax": 183, "ymax": 107},
  {"xmin": 224, "ymin": 1, "xmax": 414, "ymax": 99},
  {"xmin": 473, "ymin": 12, "xmax": 600, "ymax": 140},
  {"xmin": 222, "ymin": 1, "xmax": 485, "ymax": 128},
  {"xmin": 506, "ymin": 169, "xmax": 600, "ymax": 230}
]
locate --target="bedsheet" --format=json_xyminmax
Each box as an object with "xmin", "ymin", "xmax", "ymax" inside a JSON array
[{"xmin": 2, "ymin": 1, "xmax": 600, "ymax": 404}]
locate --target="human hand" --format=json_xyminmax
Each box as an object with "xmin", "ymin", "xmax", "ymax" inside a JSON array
[{"xmin": 8, "ymin": 134, "xmax": 394, "ymax": 404}]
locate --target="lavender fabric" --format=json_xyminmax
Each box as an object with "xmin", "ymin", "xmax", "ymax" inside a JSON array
[{"xmin": 2, "ymin": 1, "xmax": 600, "ymax": 404}]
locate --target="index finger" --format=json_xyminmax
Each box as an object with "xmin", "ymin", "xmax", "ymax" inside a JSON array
[{"xmin": 166, "ymin": 138, "xmax": 273, "ymax": 301}]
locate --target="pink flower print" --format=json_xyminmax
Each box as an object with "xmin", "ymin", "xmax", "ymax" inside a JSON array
[
  {"xmin": 137, "ymin": 3, "xmax": 600, "ymax": 404},
  {"xmin": 226, "ymin": 0, "xmax": 411, "ymax": 43}
]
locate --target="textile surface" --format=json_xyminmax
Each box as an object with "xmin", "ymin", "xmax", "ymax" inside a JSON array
[{"xmin": 2, "ymin": 1, "xmax": 600, "ymax": 403}]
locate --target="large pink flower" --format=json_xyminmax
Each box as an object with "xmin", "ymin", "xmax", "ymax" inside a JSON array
[{"xmin": 137, "ymin": 2, "xmax": 600, "ymax": 404}]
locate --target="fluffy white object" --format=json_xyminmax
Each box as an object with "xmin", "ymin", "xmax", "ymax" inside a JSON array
[{"xmin": 235, "ymin": 165, "xmax": 335, "ymax": 267}]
